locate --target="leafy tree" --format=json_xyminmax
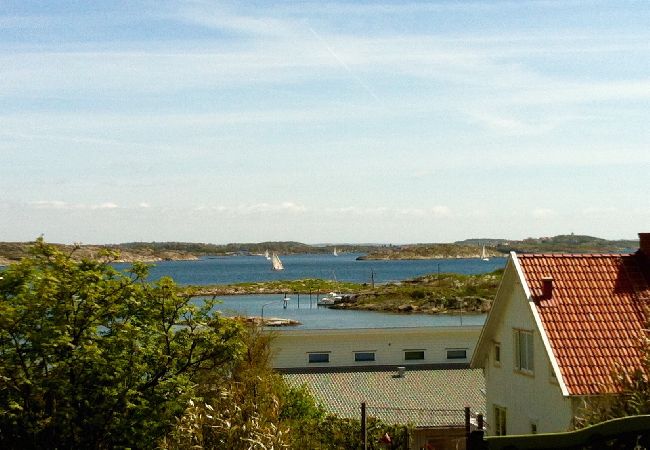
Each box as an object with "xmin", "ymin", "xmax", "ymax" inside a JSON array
[{"xmin": 0, "ymin": 239, "xmax": 244, "ymax": 449}]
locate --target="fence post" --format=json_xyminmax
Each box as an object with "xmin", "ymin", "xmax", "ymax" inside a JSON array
[
  {"xmin": 465, "ymin": 407, "xmax": 471, "ymax": 450},
  {"xmin": 361, "ymin": 402, "xmax": 367, "ymax": 450}
]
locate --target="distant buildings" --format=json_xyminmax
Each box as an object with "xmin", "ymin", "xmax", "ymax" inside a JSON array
[{"xmin": 271, "ymin": 326, "xmax": 485, "ymax": 449}]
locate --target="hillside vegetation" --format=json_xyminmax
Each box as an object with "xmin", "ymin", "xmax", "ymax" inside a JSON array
[
  {"xmin": 330, "ymin": 270, "xmax": 503, "ymax": 314},
  {"xmin": 0, "ymin": 234, "xmax": 639, "ymax": 266}
]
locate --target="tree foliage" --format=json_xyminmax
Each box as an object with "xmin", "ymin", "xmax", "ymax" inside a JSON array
[{"xmin": 0, "ymin": 238, "xmax": 244, "ymax": 449}]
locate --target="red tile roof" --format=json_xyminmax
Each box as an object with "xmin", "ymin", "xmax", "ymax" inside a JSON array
[{"xmin": 517, "ymin": 252, "xmax": 650, "ymax": 395}]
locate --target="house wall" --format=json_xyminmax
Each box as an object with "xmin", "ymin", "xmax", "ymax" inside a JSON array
[
  {"xmin": 482, "ymin": 266, "xmax": 574, "ymax": 435},
  {"xmin": 270, "ymin": 326, "xmax": 482, "ymax": 369}
]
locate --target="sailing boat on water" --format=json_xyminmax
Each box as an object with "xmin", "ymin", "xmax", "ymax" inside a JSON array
[
  {"xmin": 481, "ymin": 246, "xmax": 490, "ymax": 261},
  {"xmin": 264, "ymin": 249, "xmax": 271, "ymax": 260},
  {"xmin": 271, "ymin": 252, "xmax": 284, "ymax": 271},
  {"xmin": 333, "ymin": 247, "xmax": 338, "ymax": 257}
]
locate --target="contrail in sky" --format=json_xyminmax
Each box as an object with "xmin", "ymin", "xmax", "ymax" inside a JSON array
[{"xmin": 308, "ymin": 26, "xmax": 381, "ymax": 103}]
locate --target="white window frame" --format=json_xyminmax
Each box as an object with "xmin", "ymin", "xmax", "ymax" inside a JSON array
[
  {"xmin": 514, "ymin": 329, "xmax": 534, "ymax": 374},
  {"xmin": 493, "ymin": 342, "xmax": 501, "ymax": 367}
]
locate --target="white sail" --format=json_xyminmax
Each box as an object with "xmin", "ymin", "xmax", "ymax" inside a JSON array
[
  {"xmin": 264, "ymin": 249, "xmax": 270, "ymax": 260},
  {"xmin": 333, "ymin": 247, "xmax": 338, "ymax": 256},
  {"xmin": 481, "ymin": 245, "xmax": 490, "ymax": 261},
  {"xmin": 271, "ymin": 252, "xmax": 284, "ymax": 271}
]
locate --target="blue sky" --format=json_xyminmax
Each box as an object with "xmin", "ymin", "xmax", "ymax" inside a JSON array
[{"xmin": 1, "ymin": 1, "xmax": 649, "ymax": 244}]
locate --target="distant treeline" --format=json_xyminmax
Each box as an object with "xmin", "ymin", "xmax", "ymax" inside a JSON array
[
  {"xmin": 0, "ymin": 234, "xmax": 639, "ymax": 265},
  {"xmin": 456, "ymin": 234, "xmax": 638, "ymax": 254},
  {"xmin": 118, "ymin": 241, "xmax": 386, "ymax": 255}
]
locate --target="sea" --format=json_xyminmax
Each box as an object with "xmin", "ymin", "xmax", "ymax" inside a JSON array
[
  {"xmin": 113, "ymin": 253, "xmax": 505, "ymax": 330},
  {"xmin": 112, "ymin": 253, "xmax": 506, "ymax": 286}
]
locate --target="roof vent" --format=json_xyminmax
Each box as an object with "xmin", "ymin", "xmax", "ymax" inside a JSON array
[
  {"xmin": 396, "ymin": 366, "xmax": 406, "ymax": 378},
  {"xmin": 541, "ymin": 277, "xmax": 553, "ymax": 300}
]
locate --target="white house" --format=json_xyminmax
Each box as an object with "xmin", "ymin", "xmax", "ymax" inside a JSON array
[
  {"xmin": 270, "ymin": 325, "xmax": 482, "ymax": 370},
  {"xmin": 470, "ymin": 233, "xmax": 650, "ymax": 436}
]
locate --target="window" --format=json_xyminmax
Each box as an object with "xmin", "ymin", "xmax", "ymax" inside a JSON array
[
  {"xmin": 404, "ymin": 350, "xmax": 425, "ymax": 361},
  {"xmin": 494, "ymin": 343, "xmax": 501, "ymax": 366},
  {"xmin": 514, "ymin": 329, "xmax": 534, "ymax": 373},
  {"xmin": 530, "ymin": 422, "xmax": 538, "ymax": 434},
  {"xmin": 494, "ymin": 406, "xmax": 507, "ymax": 436},
  {"xmin": 308, "ymin": 353, "xmax": 329, "ymax": 363},
  {"xmin": 354, "ymin": 352, "xmax": 375, "ymax": 362},
  {"xmin": 446, "ymin": 348, "xmax": 467, "ymax": 360}
]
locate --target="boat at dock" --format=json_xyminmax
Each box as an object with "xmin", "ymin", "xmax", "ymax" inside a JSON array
[{"xmin": 318, "ymin": 292, "xmax": 344, "ymax": 306}]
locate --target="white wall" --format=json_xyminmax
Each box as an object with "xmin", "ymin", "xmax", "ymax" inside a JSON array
[
  {"xmin": 270, "ymin": 326, "xmax": 482, "ymax": 369},
  {"xmin": 483, "ymin": 267, "xmax": 574, "ymax": 435}
]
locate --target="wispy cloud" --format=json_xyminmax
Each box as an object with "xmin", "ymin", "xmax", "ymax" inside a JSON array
[
  {"xmin": 30, "ymin": 201, "xmax": 120, "ymax": 210},
  {"xmin": 531, "ymin": 208, "xmax": 557, "ymax": 219}
]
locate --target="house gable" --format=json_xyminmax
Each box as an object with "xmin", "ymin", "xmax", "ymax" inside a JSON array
[{"xmin": 472, "ymin": 252, "xmax": 573, "ymax": 434}]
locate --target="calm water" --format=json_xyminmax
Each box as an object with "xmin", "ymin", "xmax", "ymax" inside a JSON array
[
  {"xmin": 113, "ymin": 253, "xmax": 505, "ymax": 285},
  {"xmin": 210, "ymin": 294, "xmax": 486, "ymax": 330},
  {"xmin": 113, "ymin": 253, "xmax": 500, "ymax": 329}
]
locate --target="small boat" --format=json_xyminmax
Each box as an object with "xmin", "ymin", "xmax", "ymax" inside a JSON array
[
  {"xmin": 271, "ymin": 252, "xmax": 284, "ymax": 271},
  {"xmin": 481, "ymin": 246, "xmax": 490, "ymax": 261},
  {"xmin": 333, "ymin": 247, "xmax": 338, "ymax": 256},
  {"xmin": 318, "ymin": 292, "xmax": 343, "ymax": 306},
  {"xmin": 264, "ymin": 249, "xmax": 271, "ymax": 260}
]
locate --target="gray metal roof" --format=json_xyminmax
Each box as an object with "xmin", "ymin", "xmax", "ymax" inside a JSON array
[{"xmin": 283, "ymin": 368, "xmax": 485, "ymax": 427}]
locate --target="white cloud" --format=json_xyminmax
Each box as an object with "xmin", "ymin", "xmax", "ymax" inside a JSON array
[
  {"xmin": 531, "ymin": 208, "xmax": 557, "ymax": 219},
  {"xmin": 29, "ymin": 200, "xmax": 119, "ymax": 210},
  {"xmin": 91, "ymin": 202, "xmax": 118, "ymax": 210},
  {"xmin": 31, "ymin": 200, "xmax": 69, "ymax": 209},
  {"xmin": 175, "ymin": 5, "xmax": 297, "ymax": 37},
  {"xmin": 431, "ymin": 206, "xmax": 452, "ymax": 218}
]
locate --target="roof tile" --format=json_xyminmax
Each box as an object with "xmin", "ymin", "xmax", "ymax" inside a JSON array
[{"xmin": 518, "ymin": 252, "xmax": 650, "ymax": 395}]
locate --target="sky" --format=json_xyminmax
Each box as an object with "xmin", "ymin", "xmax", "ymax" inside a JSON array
[{"xmin": 1, "ymin": 1, "xmax": 649, "ymax": 245}]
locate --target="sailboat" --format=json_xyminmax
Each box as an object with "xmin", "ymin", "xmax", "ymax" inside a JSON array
[
  {"xmin": 271, "ymin": 252, "xmax": 284, "ymax": 271},
  {"xmin": 264, "ymin": 249, "xmax": 271, "ymax": 260},
  {"xmin": 333, "ymin": 247, "xmax": 338, "ymax": 257},
  {"xmin": 481, "ymin": 246, "xmax": 490, "ymax": 262}
]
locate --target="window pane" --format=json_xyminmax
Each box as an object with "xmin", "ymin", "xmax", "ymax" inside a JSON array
[
  {"xmin": 355, "ymin": 352, "xmax": 375, "ymax": 362},
  {"xmin": 404, "ymin": 350, "xmax": 424, "ymax": 360},
  {"xmin": 515, "ymin": 330, "xmax": 534, "ymax": 372},
  {"xmin": 526, "ymin": 332, "xmax": 534, "ymax": 371},
  {"xmin": 446, "ymin": 349, "xmax": 467, "ymax": 360},
  {"xmin": 308, "ymin": 353, "xmax": 329, "ymax": 363}
]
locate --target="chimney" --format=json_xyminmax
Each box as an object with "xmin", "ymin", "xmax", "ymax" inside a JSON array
[
  {"xmin": 639, "ymin": 233, "xmax": 650, "ymax": 258},
  {"xmin": 541, "ymin": 277, "xmax": 553, "ymax": 299}
]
